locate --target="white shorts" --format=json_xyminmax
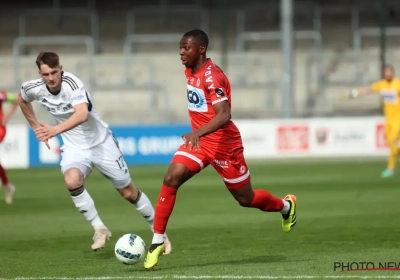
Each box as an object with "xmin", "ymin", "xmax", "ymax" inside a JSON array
[{"xmin": 60, "ymin": 132, "xmax": 131, "ymax": 189}]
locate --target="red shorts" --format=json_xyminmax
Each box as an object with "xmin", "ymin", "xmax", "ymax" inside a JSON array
[
  {"xmin": 0, "ymin": 126, "xmax": 6, "ymax": 143},
  {"xmin": 171, "ymin": 143, "xmax": 251, "ymax": 189}
]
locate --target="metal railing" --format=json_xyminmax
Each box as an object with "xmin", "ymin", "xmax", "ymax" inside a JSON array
[
  {"xmin": 12, "ymin": 36, "xmax": 95, "ymax": 88},
  {"xmin": 123, "ymin": 34, "xmax": 183, "ymax": 54},
  {"xmin": 352, "ymin": 27, "xmax": 400, "ymax": 81},
  {"xmin": 125, "ymin": 5, "xmax": 208, "ymax": 53},
  {"xmin": 236, "ymin": 3, "xmax": 322, "ymax": 52},
  {"xmin": 234, "ymin": 2, "xmax": 323, "ymax": 117},
  {"xmin": 18, "ymin": 8, "xmax": 100, "ymax": 53},
  {"xmin": 215, "ymin": 53, "xmax": 278, "ymax": 111},
  {"xmin": 73, "ymin": 56, "xmax": 170, "ymax": 122}
]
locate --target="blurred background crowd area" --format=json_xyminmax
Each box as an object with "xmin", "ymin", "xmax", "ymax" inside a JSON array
[{"xmin": 1, "ymin": 0, "xmax": 399, "ymax": 125}]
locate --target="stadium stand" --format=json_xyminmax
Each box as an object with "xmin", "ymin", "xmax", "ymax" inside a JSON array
[{"xmin": 2, "ymin": 0, "xmax": 400, "ymax": 124}]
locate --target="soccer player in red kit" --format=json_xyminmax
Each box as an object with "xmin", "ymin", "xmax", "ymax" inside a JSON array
[
  {"xmin": 0, "ymin": 90, "xmax": 18, "ymax": 204},
  {"xmin": 144, "ymin": 29, "xmax": 297, "ymax": 269}
]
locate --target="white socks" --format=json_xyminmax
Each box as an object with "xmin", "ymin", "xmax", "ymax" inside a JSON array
[
  {"xmin": 133, "ymin": 190, "xmax": 168, "ymax": 243},
  {"xmin": 70, "ymin": 187, "xmax": 169, "ymax": 240},
  {"xmin": 132, "ymin": 191, "xmax": 155, "ymax": 225},
  {"xmin": 71, "ymin": 188, "xmax": 104, "ymax": 229},
  {"xmin": 152, "ymin": 233, "xmax": 165, "ymax": 244},
  {"xmin": 280, "ymin": 199, "xmax": 291, "ymax": 214}
]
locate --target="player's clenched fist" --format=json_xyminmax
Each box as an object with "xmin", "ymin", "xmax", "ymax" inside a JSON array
[{"xmin": 182, "ymin": 131, "xmax": 201, "ymax": 151}]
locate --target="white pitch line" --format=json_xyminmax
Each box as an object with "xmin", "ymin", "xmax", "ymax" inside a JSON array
[{"xmin": 6, "ymin": 276, "xmax": 400, "ymax": 280}]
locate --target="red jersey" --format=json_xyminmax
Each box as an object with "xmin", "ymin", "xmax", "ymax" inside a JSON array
[{"xmin": 185, "ymin": 59, "xmax": 242, "ymax": 146}]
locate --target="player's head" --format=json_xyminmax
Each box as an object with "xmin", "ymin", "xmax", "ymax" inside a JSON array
[
  {"xmin": 180, "ymin": 29, "xmax": 209, "ymax": 68},
  {"xmin": 383, "ymin": 65, "xmax": 395, "ymax": 81},
  {"xmin": 36, "ymin": 52, "xmax": 63, "ymax": 92}
]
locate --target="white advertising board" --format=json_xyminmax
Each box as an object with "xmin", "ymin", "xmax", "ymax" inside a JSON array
[
  {"xmin": 235, "ymin": 117, "xmax": 389, "ymax": 159},
  {"xmin": 0, "ymin": 124, "xmax": 29, "ymax": 168}
]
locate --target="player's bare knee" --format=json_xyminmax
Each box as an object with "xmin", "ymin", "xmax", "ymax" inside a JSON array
[
  {"xmin": 64, "ymin": 169, "xmax": 84, "ymax": 190},
  {"xmin": 163, "ymin": 173, "xmax": 182, "ymax": 189},
  {"xmin": 163, "ymin": 163, "xmax": 192, "ymax": 188}
]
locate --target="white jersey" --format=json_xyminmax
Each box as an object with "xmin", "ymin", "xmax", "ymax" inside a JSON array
[{"xmin": 21, "ymin": 71, "xmax": 109, "ymax": 149}]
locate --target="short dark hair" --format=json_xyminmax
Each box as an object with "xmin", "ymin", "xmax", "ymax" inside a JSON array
[
  {"xmin": 385, "ymin": 64, "xmax": 395, "ymax": 70},
  {"xmin": 36, "ymin": 52, "xmax": 60, "ymax": 69},
  {"xmin": 183, "ymin": 29, "xmax": 209, "ymax": 47}
]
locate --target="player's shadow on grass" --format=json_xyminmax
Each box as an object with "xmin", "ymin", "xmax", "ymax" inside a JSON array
[{"xmin": 134, "ymin": 254, "xmax": 309, "ymax": 272}]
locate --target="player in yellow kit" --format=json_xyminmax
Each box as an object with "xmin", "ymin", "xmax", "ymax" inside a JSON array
[{"xmin": 347, "ymin": 65, "xmax": 400, "ymax": 178}]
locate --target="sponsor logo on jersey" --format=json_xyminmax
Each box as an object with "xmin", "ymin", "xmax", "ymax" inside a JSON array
[
  {"xmin": 381, "ymin": 91, "xmax": 398, "ymax": 103},
  {"xmin": 187, "ymin": 85, "xmax": 207, "ymax": 112}
]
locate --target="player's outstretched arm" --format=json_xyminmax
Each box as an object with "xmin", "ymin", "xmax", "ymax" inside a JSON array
[
  {"xmin": 196, "ymin": 101, "xmax": 231, "ymax": 137},
  {"xmin": 17, "ymin": 92, "xmax": 41, "ymax": 129},
  {"xmin": 54, "ymin": 103, "xmax": 89, "ymax": 135},
  {"xmin": 1, "ymin": 92, "xmax": 18, "ymax": 126},
  {"xmin": 347, "ymin": 85, "xmax": 377, "ymax": 99}
]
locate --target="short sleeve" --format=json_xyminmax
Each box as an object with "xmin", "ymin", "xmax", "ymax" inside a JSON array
[
  {"xmin": 371, "ymin": 81, "xmax": 382, "ymax": 92},
  {"xmin": 63, "ymin": 74, "xmax": 89, "ymax": 106},
  {"xmin": 204, "ymin": 68, "xmax": 229, "ymax": 106},
  {"xmin": 69, "ymin": 87, "xmax": 88, "ymax": 106},
  {"xmin": 21, "ymin": 82, "xmax": 40, "ymax": 102}
]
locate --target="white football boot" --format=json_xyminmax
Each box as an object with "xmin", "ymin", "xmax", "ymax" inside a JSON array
[
  {"xmin": 4, "ymin": 183, "xmax": 16, "ymax": 205},
  {"xmin": 91, "ymin": 226, "xmax": 112, "ymax": 251}
]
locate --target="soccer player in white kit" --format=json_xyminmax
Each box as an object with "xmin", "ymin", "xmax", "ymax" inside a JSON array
[{"xmin": 17, "ymin": 52, "xmax": 172, "ymax": 253}]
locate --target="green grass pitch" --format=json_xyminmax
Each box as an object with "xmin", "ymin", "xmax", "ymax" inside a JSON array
[{"xmin": 1, "ymin": 159, "xmax": 400, "ymax": 280}]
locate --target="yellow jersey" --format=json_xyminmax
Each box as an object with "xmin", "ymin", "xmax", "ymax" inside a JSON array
[{"xmin": 371, "ymin": 78, "xmax": 400, "ymax": 119}]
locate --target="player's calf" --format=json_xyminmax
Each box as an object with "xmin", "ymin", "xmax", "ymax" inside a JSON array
[
  {"xmin": 229, "ymin": 186, "xmax": 254, "ymax": 207},
  {"xmin": 229, "ymin": 182, "xmax": 289, "ymax": 213},
  {"xmin": 118, "ymin": 183, "xmax": 156, "ymax": 224},
  {"xmin": 118, "ymin": 182, "xmax": 140, "ymax": 201}
]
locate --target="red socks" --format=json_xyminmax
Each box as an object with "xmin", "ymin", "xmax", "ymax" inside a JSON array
[
  {"xmin": 153, "ymin": 186, "xmax": 282, "ymax": 235},
  {"xmin": 0, "ymin": 164, "xmax": 9, "ymax": 186},
  {"xmin": 153, "ymin": 185, "xmax": 178, "ymax": 234},
  {"xmin": 250, "ymin": 189, "xmax": 284, "ymax": 212}
]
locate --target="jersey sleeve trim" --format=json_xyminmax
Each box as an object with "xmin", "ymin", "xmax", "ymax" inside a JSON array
[
  {"xmin": 6, "ymin": 93, "xmax": 16, "ymax": 102},
  {"xmin": 211, "ymin": 97, "xmax": 228, "ymax": 105}
]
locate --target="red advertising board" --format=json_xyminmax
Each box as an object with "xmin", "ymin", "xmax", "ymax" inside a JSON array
[
  {"xmin": 375, "ymin": 123, "xmax": 387, "ymax": 149},
  {"xmin": 277, "ymin": 125, "xmax": 310, "ymax": 152}
]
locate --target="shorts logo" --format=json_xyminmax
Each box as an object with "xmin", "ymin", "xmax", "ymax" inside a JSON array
[
  {"xmin": 215, "ymin": 88, "xmax": 225, "ymax": 97},
  {"xmin": 213, "ymin": 159, "xmax": 229, "ymax": 168},
  {"xmin": 239, "ymin": 166, "xmax": 246, "ymax": 174}
]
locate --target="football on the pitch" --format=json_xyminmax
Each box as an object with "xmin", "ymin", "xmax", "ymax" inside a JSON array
[{"xmin": 114, "ymin": 233, "xmax": 146, "ymax": 265}]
